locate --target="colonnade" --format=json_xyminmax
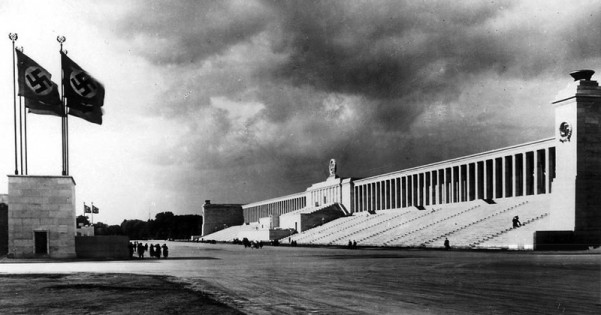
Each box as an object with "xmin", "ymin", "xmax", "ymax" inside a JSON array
[
  {"xmin": 243, "ymin": 196, "xmax": 306, "ymax": 223},
  {"xmin": 309, "ymin": 185, "xmax": 341, "ymax": 207},
  {"xmin": 353, "ymin": 141, "xmax": 556, "ymax": 212}
]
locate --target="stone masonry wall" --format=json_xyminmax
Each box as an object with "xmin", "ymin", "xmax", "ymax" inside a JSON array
[
  {"xmin": 575, "ymin": 82, "xmax": 601, "ymax": 232},
  {"xmin": 0, "ymin": 198, "xmax": 7, "ymax": 255},
  {"xmin": 8, "ymin": 176, "xmax": 76, "ymax": 258},
  {"xmin": 202, "ymin": 203, "xmax": 244, "ymax": 236}
]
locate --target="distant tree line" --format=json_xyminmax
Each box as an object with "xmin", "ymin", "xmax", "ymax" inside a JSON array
[{"xmin": 76, "ymin": 211, "xmax": 202, "ymax": 240}]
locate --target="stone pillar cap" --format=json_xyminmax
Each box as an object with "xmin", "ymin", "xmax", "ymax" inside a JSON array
[{"xmin": 570, "ymin": 70, "xmax": 595, "ymax": 81}]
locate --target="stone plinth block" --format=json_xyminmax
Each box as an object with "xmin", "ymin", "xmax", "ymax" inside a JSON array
[{"xmin": 7, "ymin": 175, "xmax": 76, "ymax": 259}]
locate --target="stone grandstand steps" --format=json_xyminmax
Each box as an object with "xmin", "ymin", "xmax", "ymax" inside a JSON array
[
  {"xmin": 381, "ymin": 202, "xmax": 485, "ymax": 247},
  {"xmin": 472, "ymin": 213, "xmax": 550, "ymax": 249},
  {"xmin": 357, "ymin": 208, "xmax": 446, "ymax": 245},
  {"xmin": 202, "ymin": 224, "xmax": 260, "ymax": 242},
  {"xmin": 436, "ymin": 197, "xmax": 550, "ymax": 249},
  {"xmin": 325, "ymin": 210, "xmax": 410, "ymax": 245},
  {"xmin": 289, "ymin": 215, "xmax": 361, "ymax": 243},
  {"xmin": 417, "ymin": 201, "xmax": 530, "ymax": 247},
  {"xmin": 309, "ymin": 212, "xmax": 391, "ymax": 245}
]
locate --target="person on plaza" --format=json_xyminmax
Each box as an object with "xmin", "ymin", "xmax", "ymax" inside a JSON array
[
  {"xmin": 137, "ymin": 242, "xmax": 145, "ymax": 258},
  {"xmin": 128, "ymin": 242, "xmax": 134, "ymax": 258},
  {"xmin": 162, "ymin": 244, "xmax": 169, "ymax": 258},
  {"xmin": 149, "ymin": 244, "xmax": 155, "ymax": 257},
  {"xmin": 444, "ymin": 238, "xmax": 450, "ymax": 250},
  {"xmin": 155, "ymin": 244, "xmax": 161, "ymax": 258},
  {"xmin": 353, "ymin": 240, "xmax": 357, "ymax": 248},
  {"xmin": 348, "ymin": 240, "xmax": 353, "ymax": 248}
]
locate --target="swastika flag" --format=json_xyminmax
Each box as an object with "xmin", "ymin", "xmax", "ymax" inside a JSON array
[
  {"xmin": 15, "ymin": 49, "xmax": 63, "ymax": 116},
  {"xmin": 84, "ymin": 204, "xmax": 91, "ymax": 213},
  {"xmin": 92, "ymin": 205, "xmax": 99, "ymax": 214},
  {"xmin": 61, "ymin": 52, "xmax": 104, "ymax": 124}
]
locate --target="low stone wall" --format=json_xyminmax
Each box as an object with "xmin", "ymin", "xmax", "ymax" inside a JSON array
[
  {"xmin": 75, "ymin": 235, "xmax": 129, "ymax": 259},
  {"xmin": 534, "ymin": 230, "xmax": 601, "ymax": 250}
]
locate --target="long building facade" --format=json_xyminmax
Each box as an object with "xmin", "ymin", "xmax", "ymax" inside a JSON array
[{"xmin": 207, "ymin": 71, "xmax": 601, "ymax": 247}]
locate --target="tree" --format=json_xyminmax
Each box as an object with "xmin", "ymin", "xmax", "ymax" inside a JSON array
[
  {"xmin": 76, "ymin": 215, "xmax": 90, "ymax": 227},
  {"xmin": 121, "ymin": 219, "xmax": 149, "ymax": 240}
]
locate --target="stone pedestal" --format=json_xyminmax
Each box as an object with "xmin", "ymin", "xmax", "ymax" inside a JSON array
[{"xmin": 7, "ymin": 175, "xmax": 76, "ymax": 258}]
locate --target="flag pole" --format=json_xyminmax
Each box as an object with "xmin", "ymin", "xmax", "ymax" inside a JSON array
[
  {"xmin": 24, "ymin": 95, "xmax": 28, "ymax": 175},
  {"xmin": 17, "ymin": 45, "xmax": 24, "ymax": 175},
  {"xmin": 57, "ymin": 36, "xmax": 67, "ymax": 175},
  {"xmin": 9, "ymin": 33, "xmax": 19, "ymax": 175},
  {"xmin": 19, "ymin": 89, "xmax": 23, "ymax": 175},
  {"xmin": 21, "ymin": 45, "xmax": 27, "ymax": 175}
]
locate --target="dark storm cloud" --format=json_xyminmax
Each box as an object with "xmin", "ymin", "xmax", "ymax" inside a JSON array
[
  {"xmin": 108, "ymin": 0, "xmax": 601, "ymax": 204},
  {"xmin": 265, "ymin": 0, "xmax": 515, "ymax": 99},
  {"xmin": 117, "ymin": 0, "xmax": 272, "ymax": 64}
]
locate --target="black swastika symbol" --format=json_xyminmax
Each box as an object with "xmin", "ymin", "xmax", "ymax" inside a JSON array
[
  {"xmin": 25, "ymin": 68, "xmax": 52, "ymax": 95},
  {"xmin": 70, "ymin": 71, "xmax": 97, "ymax": 98}
]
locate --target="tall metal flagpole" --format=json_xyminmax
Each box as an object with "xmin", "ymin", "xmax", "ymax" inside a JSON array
[
  {"xmin": 57, "ymin": 36, "xmax": 67, "ymax": 175},
  {"xmin": 18, "ymin": 82, "xmax": 23, "ymax": 175},
  {"xmin": 24, "ymin": 94, "xmax": 28, "ymax": 175},
  {"xmin": 20, "ymin": 45, "xmax": 27, "ymax": 175},
  {"xmin": 9, "ymin": 33, "xmax": 19, "ymax": 175}
]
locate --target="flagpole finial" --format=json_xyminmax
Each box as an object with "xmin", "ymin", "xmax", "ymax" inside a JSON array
[
  {"xmin": 57, "ymin": 35, "xmax": 66, "ymax": 52},
  {"xmin": 8, "ymin": 33, "xmax": 18, "ymax": 42}
]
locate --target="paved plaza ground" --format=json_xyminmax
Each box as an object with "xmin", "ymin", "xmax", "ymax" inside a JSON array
[{"xmin": 1, "ymin": 242, "xmax": 600, "ymax": 314}]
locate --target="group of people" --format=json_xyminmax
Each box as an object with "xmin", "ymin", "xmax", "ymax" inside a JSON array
[
  {"xmin": 129, "ymin": 241, "xmax": 169, "ymax": 259},
  {"xmin": 347, "ymin": 240, "xmax": 358, "ymax": 249},
  {"xmin": 239, "ymin": 238, "xmax": 263, "ymax": 249}
]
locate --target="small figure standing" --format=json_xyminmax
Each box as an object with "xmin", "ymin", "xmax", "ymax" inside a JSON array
[
  {"xmin": 162, "ymin": 244, "xmax": 169, "ymax": 258},
  {"xmin": 154, "ymin": 244, "xmax": 161, "ymax": 258},
  {"xmin": 512, "ymin": 216, "xmax": 521, "ymax": 228},
  {"xmin": 348, "ymin": 240, "xmax": 352, "ymax": 249},
  {"xmin": 149, "ymin": 244, "xmax": 155, "ymax": 257},
  {"xmin": 137, "ymin": 243, "xmax": 145, "ymax": 258},
  {"xmin": 352, "ymin": 240, "xmax": 357, "ymax": 248},
  {"xmin": 444, "ymin": 238, "xmax": 450, "ymax": 250}
]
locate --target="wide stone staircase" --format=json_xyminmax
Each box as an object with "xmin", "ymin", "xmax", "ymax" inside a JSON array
[
  {"xmin": 281, "ymin": 195, "xmax": 551, "ymax": 250},
  {"xmin": 288, "ymin": 215, "xmax": 364, "ymax": 244},
  {"xmin": 202, "ymin": 223, "xmax": 260, "ymax": 242}
]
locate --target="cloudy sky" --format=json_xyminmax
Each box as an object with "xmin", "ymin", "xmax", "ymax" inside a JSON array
[{"xmin": 1, "ymin": 0, "xmax": 600, "ymax": 224}]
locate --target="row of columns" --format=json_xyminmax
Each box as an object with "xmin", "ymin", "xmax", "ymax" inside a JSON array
[
  {"xmin": 353, "ymin": 147, "xmax": 556, "ymax": 212},
  {"xmin": 310, "ymin": 185, "xmax": 341, "ymax": 207},
  {"xmin": 243, "ymin": 197, "xmax": 306, "ymax": 223}
]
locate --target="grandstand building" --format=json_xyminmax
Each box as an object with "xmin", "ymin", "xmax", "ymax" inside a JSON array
[{"xmin": 202, "ymin": 70, "xmax": 601, "ymax": 250}]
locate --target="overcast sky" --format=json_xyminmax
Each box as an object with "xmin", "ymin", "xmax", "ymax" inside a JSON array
[{"xmin": 1, "ymin": 0, "xmax": 600, "ymax": 224}]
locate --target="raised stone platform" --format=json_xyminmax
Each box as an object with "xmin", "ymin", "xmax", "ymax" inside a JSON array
[{"xmin": 7, "ymin": 175, "xmax": 76, "ymax": 258}]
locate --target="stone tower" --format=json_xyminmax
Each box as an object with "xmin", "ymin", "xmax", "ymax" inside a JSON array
[{"xmin": 550, "ymin": 70, "xmax": 601, "ymax": 238}]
